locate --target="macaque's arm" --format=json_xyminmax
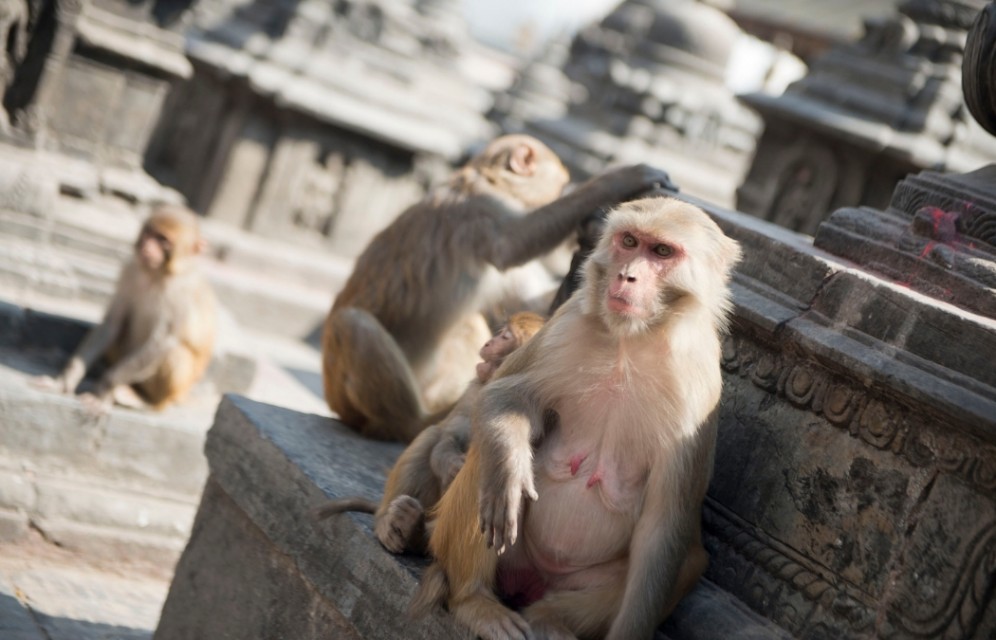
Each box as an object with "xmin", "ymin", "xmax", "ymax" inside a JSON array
[
  {"xmin": 57, "ymin": 294, "xmax": 129, "ymax": 392},
  {"xmin": 482, "ymin": 165, "xmax": 675, "ymax": 270},
  {"xmin": 473, "ymin": 354, "xmax": 548, "ymax": 553}
]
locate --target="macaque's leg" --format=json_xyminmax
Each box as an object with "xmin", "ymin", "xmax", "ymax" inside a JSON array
[
  {"xmin": 112, "ymin": 384, "xmax": 149, "ymax": 410},
  {"xmin": 523, "ymin": 583, "xmax": 624, "ymax": 640},
  {"xmin": 135, "ymin": 345, "xmax": 200, "ymax": 410},
  {"xmin": 323, "ymin": 307, "xmax": 425, "ymax": 442},
  {"xmin": 418, "ymin": 313, "xmax": 490, "ymax": 414},
  {"xmin": 373, "ymin": 425, "xmax": 444, "ymax": 553},
  {"xmin": 521, "ymin": 539, "xmax": 707, "ymax": 640}
]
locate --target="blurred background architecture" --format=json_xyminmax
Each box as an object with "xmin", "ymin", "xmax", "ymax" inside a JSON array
[{"xmin": 0, "ymin": 1, "xmax": 993, "ymax": 639}]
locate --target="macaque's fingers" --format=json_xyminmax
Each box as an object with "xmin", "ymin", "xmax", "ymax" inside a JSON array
[
  {"xmin": 79, "ymin": 392, "xmax": 112, "ymax": 418},
  {"xmin": 638, "ymin": 164, "xmax": 678, "ymax": 193}
]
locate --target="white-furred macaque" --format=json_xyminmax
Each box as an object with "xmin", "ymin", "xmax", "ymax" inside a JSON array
[{"xmin": 411, "ymin": 197, "xmax": 742, "ymax": 640}]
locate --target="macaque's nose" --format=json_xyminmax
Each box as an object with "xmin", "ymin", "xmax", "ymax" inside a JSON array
[{"xmin": 618, "ymin": 273, "xmax": 637, "ymax": 283}]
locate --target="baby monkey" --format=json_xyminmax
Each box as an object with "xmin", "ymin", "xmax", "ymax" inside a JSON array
[
  {"xmin": 37, "ymin": 205, "xmax": 217, "ymax": 412},
  {"xmin": 313, "ymin": 312, "xmax": 546, "ymax": 553}
]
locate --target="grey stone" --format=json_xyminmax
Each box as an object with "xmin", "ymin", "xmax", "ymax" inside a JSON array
[{"xmin": 157, "ymin": 395, "xmax": 792, "ymax": 640}]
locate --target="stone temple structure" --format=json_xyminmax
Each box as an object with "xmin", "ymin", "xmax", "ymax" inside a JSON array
[
  {"xmin": 491, "ymin": 0, "xmax": 763, "ymax": 208},
  {"xmin": 145, "ymin": 0, "xmax": 498, "ymax": 256},
  {"xmin": 738, "ymin": 0, "xmax": 996, "ymax": 235},
  {"xmin": 153, "ymin": 3, "xmax": 996, "ymax": 639}
]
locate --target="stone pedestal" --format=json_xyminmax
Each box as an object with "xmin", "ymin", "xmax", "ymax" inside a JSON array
[{"xmin": 155, "ymin": 396, "xmax": 791, "ymax": 640}]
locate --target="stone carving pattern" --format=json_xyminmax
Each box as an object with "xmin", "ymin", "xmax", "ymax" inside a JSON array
[
  {"xmin": 703, "ymin": 500, "xmax": 877, "ymax": 637},
  {"xmin": 290, "ymin": 150, "xmax": 345, "ymax": 237},
  {"xmin": 768, "ymin": 140, "xmax": 839, "ymax": 234},
  {"xmin": 713, "ymin": 333, "xmax": 996, "ymax": 637}
]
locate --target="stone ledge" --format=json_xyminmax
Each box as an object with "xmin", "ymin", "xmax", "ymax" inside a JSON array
[{"xmin": 157, "ymin": 395, "xmax": 792, "ymax": 640}]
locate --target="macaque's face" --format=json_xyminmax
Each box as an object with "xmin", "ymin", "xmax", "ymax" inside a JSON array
[
  {"xmin": 137, "ymin": 226, "xmax": 172, "ymax": 272},
  {"xmin": 605, "ymin": 228, "xmax": 681, "ymax": 322},
  {"xmin": 479, "ymin": 328, "xmax": 516, "ymax": 362}
]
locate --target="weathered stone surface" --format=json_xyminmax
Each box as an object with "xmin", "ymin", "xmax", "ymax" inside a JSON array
[
  {"xmin": 814, "ymin": 165, "xmax": 996, "ymax": 320},
  {"xmin": 157, "ymin": 395, "xmax": 792, "ymax": 640},
  {"xmin": 675, "ymin": 187, "xmax": 996, "ymax": 639}
]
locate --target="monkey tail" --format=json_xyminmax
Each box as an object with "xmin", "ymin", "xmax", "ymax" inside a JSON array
[
  {"xmin": 408, "ymin": 563, "xmax": 450, "ymax": 619},
  {"xmin": 310, "ymin": 497, "xmax": 379, "ymax": 520}
]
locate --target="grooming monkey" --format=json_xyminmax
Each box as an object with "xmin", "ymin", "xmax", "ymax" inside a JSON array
[
  {"xmin": 313, "ymin": 312, "xmax": 546, "ymax": 554},
  {"xmin": 38, "ymin": 205, "xmax": 217, "ymax": 411},
  {"xmin": 322, "ymin": 134, "xmax": 674, "ymax": 442},
  {"xmin": 412, "ymin": 197, "xmax": 742, "ymax": 640}
]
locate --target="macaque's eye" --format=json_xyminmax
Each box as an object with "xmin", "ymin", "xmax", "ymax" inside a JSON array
[
  {"xmin": 621, "ymin": 233, "xmax": 637, "ymax": 248},
  {"xmin": 153, "ymin": 233, "xmax": 173, "ymax": 251},
  {"xmin": 653, "ymin": 244, "xmax": 673, "ymax": 257}
]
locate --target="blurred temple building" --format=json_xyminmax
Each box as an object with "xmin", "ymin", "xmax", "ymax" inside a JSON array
[{"xmin": 736, "ymin": 0, "xmax": 996, "ymax": 235}]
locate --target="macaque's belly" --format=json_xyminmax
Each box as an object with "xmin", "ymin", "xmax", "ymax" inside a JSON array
[{"xmin": 522, "ymin": 474, "xmax": 635, "ymax": 575}]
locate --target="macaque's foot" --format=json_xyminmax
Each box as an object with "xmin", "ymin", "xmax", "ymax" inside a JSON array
[
  {"xmin": 375, "ymin": 495, "xmax": 424, "ymax": 553},
  {"xmin": 454, "ymin": 595, "xmax": 533, "ymax": 640},
  {"xmin": 524, "ymin": 615, "xmax": 577, "ymax": 640},
  {"xmin": 79, "ymin": 392, "xmax": 112, "ymax": 418},
  {"xmin": 30, "ymin": 375, "xmax": 63, "ymax": 392}
]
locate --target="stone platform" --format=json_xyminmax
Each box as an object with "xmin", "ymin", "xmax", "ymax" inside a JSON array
[{"xmin": 155, "ymin": 395, "xmax": 792, "ymax": 640}]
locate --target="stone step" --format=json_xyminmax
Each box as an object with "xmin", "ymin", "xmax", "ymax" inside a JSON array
[{"xmin": 155, "ymin": 396, "xmax": 794, "ymax": 640}]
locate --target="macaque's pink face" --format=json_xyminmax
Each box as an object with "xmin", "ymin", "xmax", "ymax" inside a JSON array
[
  {"xmin": 479, "ymin": 328, "xmax": 516, "ymax": 362},
  {"xmin": 137, "ymin": 227, "xmax": 171, "ymax": 272},
  {"xmin": 606, "ymin": 229, "xmax": 682, "ymax": 320}
]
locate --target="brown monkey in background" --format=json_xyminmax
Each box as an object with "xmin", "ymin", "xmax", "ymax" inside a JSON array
[
  {"xmin": 38, "ymin": 205, "xmax": 217, "ymax": 411},
  {"xmin": 322, "ymin": 134, "xmax": 674, "ymax": 442},
  {"xmin": 314, "ymin": 312, "xmax": 546, "ymax": 554},
  {"xmin": 412, "ymin": 197, "xmax": 742, "ymax": 640}
]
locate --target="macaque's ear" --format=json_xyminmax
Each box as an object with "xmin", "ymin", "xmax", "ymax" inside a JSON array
[
  {"xmin": 508, "ymin": 143, "xmax": 536, "ymax": 176},
  {"xmin": 194, "ymin": 237, "xmax": 208, "ymax": 255}
]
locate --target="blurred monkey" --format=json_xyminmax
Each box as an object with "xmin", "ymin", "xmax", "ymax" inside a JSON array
[
  {"xmin": 313, "ymin": 312, "xmax": 546, "ymax": 554},
  {"xmin": 39, "ymin": 205, "xmax": 217, "ymax": 411},
  {"xmin": 412, "ymin": 197, "xmax": 742, "ymax": 640},
  {"xmin": 322, "ymin": 134, "xmax": 673, "ymax": 441}
]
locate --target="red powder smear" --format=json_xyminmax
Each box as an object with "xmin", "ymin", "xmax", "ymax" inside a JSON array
[
  {"xmin": 569, "ymin": 453, "xmax": 587, "ymax": 477},
  {"xmin": 586, "ymin": 469, "xmax": 603, "ymax": 489},
  {"xmin": 925, "ymin": 206, "xmax": 960, "ymax": 243},
  {"xmin": 919, "ymin": 240, "xmax": 937, "ymax": 259}
]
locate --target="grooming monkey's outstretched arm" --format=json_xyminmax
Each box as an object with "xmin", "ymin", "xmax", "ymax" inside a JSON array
[{"xmin": 483, "ymin": 165, "xmax": 676, "ymax": 270}]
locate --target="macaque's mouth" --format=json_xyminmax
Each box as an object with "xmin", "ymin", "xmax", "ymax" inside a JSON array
[{"xmin": 607, "ymin": 295, "xmax": 641, "ymax": 315}]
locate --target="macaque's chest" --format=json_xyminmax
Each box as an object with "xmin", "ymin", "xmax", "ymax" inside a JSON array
[{"xmin": 121, "ymin": 285, "xmax": 168, "ymax": 350}]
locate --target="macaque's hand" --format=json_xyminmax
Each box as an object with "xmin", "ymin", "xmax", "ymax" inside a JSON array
[
  {"xmin": 33, "ymin": 358, "xmax": 85, "ymax": 394},
  {"xmin": 479, "ymin": 454, "xmax": 538, "ymax": 554},
  {"xmin": 595, "ymin": 163, "xmax": 679, "ymax": 199}
]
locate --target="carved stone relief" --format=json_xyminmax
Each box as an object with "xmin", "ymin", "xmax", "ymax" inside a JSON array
[{"xmin": 708, "ymin": 332, "xmax": 996, "ymax": 639}]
